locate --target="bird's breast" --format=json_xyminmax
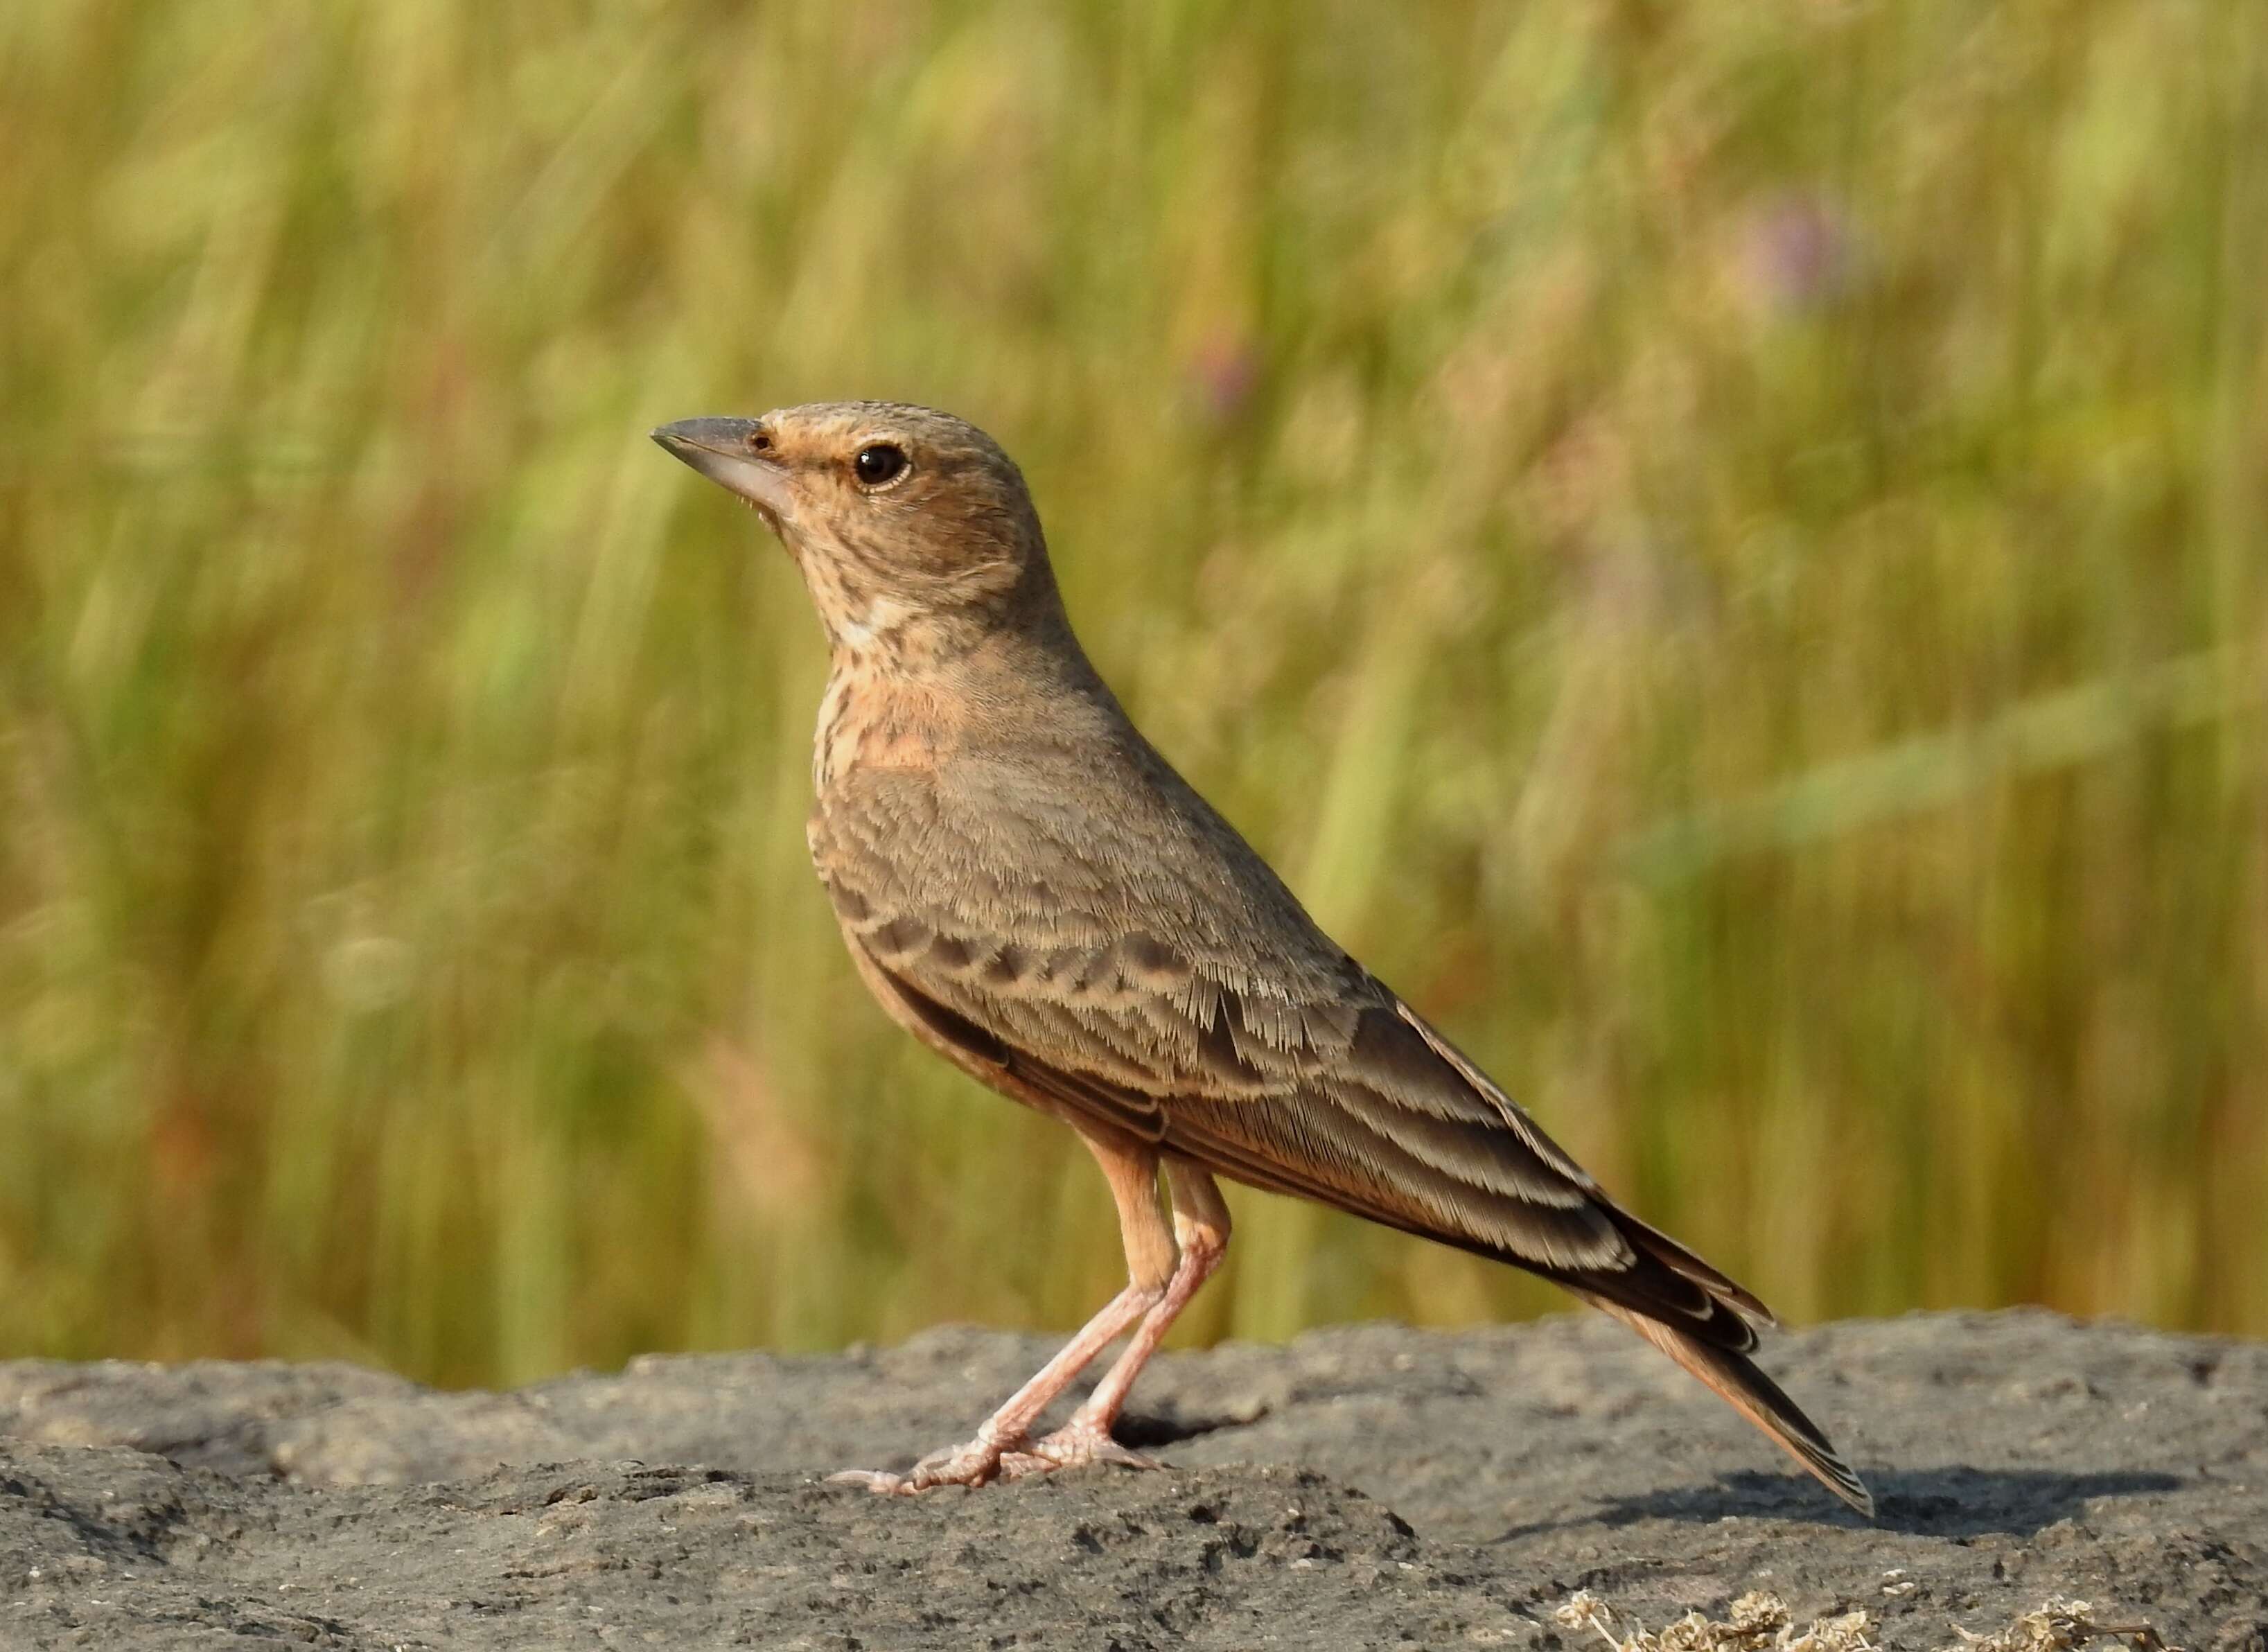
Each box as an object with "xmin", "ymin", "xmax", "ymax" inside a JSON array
[{"xmin": 811, "ymin": 660, "xmax": 967, "ymax": 794}]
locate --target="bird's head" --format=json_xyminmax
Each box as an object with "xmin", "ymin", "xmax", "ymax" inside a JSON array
[{"xmin": 653, "ymin": 401, "xmax": 1058, "ymax": 662}]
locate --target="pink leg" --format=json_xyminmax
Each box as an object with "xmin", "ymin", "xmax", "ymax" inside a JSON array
[
  {"xmin": 830, "ymin": 1133, "xmax": 1175, "ymax": 1494},
  {"xmin": 1023, "ymin": 1159, "xmax": 1232, "ymax": 1472}
]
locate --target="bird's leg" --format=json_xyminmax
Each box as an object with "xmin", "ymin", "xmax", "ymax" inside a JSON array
[
  {"xmin": 1021, "ymin": 1159, "xmax": 1231, "ymax": 1473},
  {"xmin": 830, "ymin": 1132, "xmax": 1173, "ymax": 1494}
]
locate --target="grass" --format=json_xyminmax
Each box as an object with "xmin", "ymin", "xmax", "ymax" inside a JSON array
[{"xmin": 1, "ymin": 0, "xmax": 2262, "ymax": 1388}]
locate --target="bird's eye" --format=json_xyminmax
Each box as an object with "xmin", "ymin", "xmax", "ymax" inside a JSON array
[{"xmin": 852, "ymin": 443, "xmax": 908, "ymax": 487}]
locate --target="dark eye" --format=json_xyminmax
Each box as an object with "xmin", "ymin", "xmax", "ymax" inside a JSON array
[{"xmin": 852, "ymin": 443, "xmax": 908, "ymax": 487}]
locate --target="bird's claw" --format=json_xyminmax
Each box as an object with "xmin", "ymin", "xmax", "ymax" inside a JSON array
[{"xmin": 825, "ymin": 1468, "xmax": 913, "ymax": 1493}]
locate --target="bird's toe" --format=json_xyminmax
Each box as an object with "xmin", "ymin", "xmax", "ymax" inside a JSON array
[
  {"xmin": 1028, "ymin": 1421, "xmax": 1161, "ymax": 1473},
  {"xmin": 825, "ymin": 1468, "xmax": 913, "ymax": 1495},
  {"xmin": 994, "ymin": 1448, "xmax": 1059, "ymax": 1481},
  {"xmin": 828, "ymin": 1435, "xmax": 1027, "ymax": 1493}
]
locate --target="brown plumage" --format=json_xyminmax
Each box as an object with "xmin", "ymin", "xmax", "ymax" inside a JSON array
[{"xmin": 652, "ymin": 402, "xmax": 1872, "ymax": 1515}]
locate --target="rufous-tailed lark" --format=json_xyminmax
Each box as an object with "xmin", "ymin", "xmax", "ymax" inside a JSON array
[{"xmin": 653, "ymin": 403, "xmax": 1872, "ymax": 1514}]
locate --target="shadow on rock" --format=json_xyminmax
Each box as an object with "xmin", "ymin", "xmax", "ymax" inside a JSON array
[
  {"xmin": 0, "ymin": 1457, "xmax": 209, "ymax": 1567},
  {"xmin": 1866, "ymin": 1465, "xmax": 2183, "ymax": 1537},
  {"xmin": 1493, "ymin": 1465, "xmax": 2182, "ymax": 1541},
  {"xmin": 1115, "ymin": 1405, "xmax": 1269, "ymax": 1450}
]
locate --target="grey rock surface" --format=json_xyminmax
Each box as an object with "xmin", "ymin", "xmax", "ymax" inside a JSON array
[{"xmin": 0, "ymin": 1310, "xmax": 2261, "ymax": 1649}]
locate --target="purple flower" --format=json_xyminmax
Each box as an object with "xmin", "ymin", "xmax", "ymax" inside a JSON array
[{"xmin": 1741, "ymin": 191, "xmax": 1856, "ymax": 315}]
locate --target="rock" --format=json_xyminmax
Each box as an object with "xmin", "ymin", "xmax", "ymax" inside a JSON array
[{"xmin": 0, "ymin": 1310, "xmax": 2260, "ymax": 1649}]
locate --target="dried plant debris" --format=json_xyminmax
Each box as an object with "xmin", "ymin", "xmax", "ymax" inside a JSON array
[
  {"xmin": 1946, "ymin": 1597, "xmax": 2177, "ymax": 1652},
  {"xmin": 1555, "ymin": 1589, "xmax": 1877, "ymax": 1652},
  {"xmin": 1553, "ymin": 1591, "xmax": 2179, "ymax": 1652}
]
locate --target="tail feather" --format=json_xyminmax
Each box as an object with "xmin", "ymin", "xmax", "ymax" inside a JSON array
[
  {"xmin": 1576, "ymin": 1290, "xmax": 1874, "ymax": 1518},
  {"xmin": 1615, "ymin": 1211, "xmax": 1777, "ymax": 1328}
]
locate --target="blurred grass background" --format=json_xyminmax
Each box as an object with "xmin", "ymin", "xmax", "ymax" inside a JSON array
[{"xmin": 1, "ymin": 0, "xmax": 2263, "ymax": 1388}]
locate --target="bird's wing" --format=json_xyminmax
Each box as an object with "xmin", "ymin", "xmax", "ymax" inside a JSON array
[{"xmin": 812, "ymin": 761, "xmax": 1767, "ymax": 1340}]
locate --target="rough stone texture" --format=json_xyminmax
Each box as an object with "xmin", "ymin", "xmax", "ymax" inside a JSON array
[{"xmin": 0, "ymin": 1310, "xmax": 2260, "ymax": 1649}]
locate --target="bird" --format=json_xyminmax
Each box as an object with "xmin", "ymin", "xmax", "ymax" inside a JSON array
[{"xmin": 651, "ymin": 401, "xmax": 1873, "ymax": 1515}]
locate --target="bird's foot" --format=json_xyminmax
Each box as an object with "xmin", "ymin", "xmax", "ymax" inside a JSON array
[
  {"xmin": 827, "ymin": 1421, "xmax": 1159, "ymax": 1493},
  {"xmin": 1018, "ymin": 1418, "xmax": 1161, "ymax": 1475},
  {"xmin": 828, "ymin": 1434, "xmax": 1021, "ymax": 1495}
]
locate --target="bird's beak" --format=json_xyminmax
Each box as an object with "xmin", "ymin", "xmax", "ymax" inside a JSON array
[{"xmin": 650, "ymin": 417, "xmax": 795, "ymax": 527}]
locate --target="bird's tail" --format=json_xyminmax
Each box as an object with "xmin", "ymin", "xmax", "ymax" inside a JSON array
[{"xmin": 1573, "ymin": 1290, "xmax": 1875, "ymax": 1518}]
